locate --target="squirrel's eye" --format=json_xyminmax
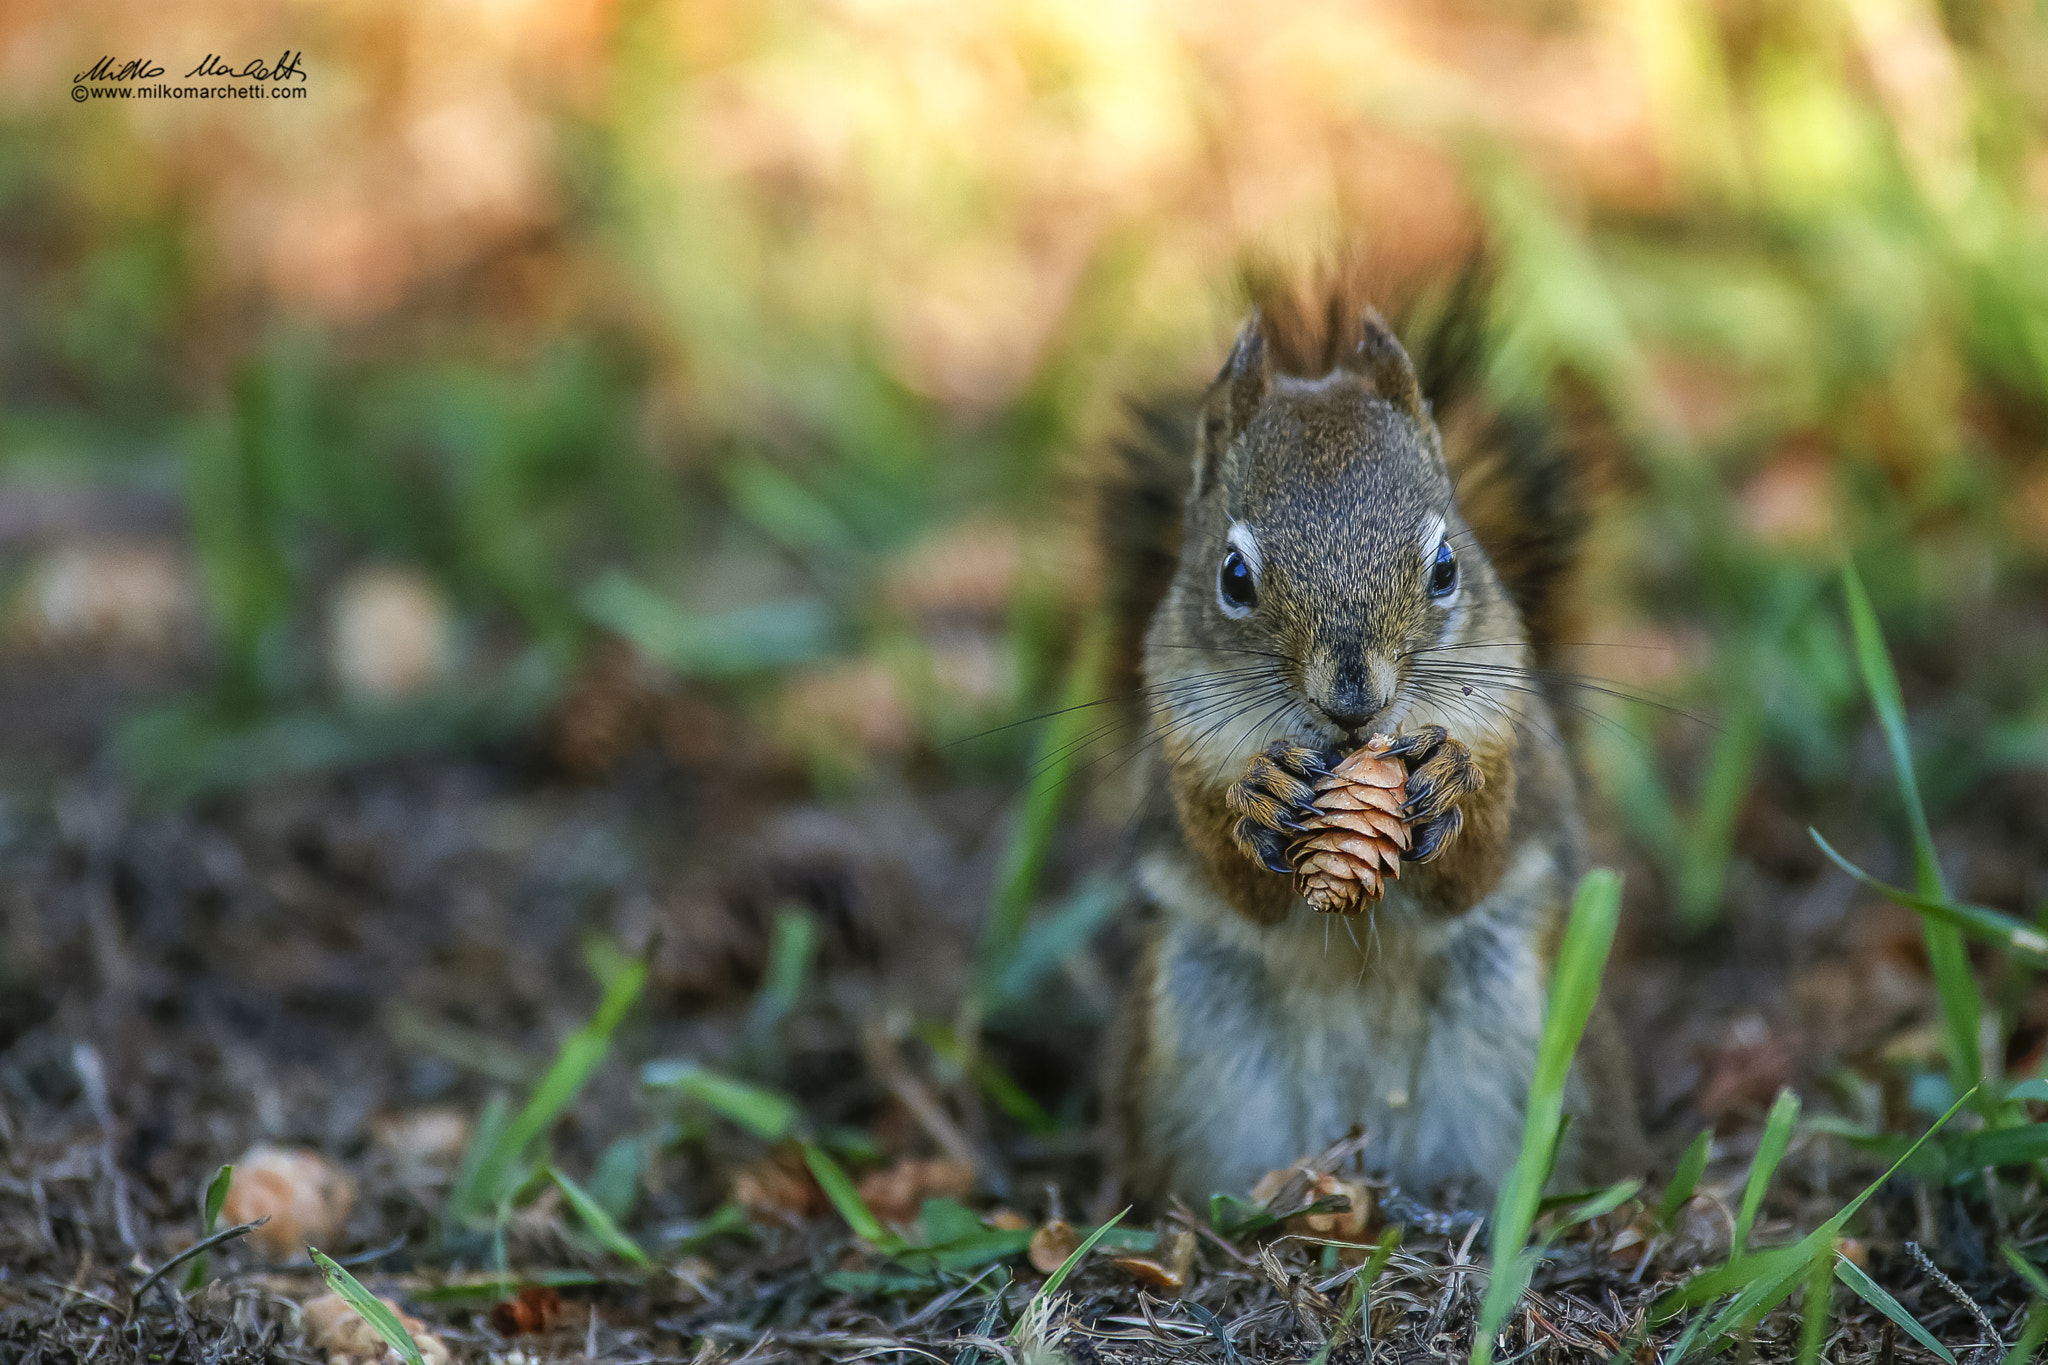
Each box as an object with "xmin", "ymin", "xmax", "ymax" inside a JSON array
[
  {"xmin": 1217, "ymin": 548, "xmax": 1258, "ymax": 616},
  {"xmin": 1429, "ymin": 541, "xmax": 1458, "ymax": 598}
]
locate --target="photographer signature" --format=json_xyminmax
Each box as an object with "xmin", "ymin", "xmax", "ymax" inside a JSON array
[
  {"xmin": 186, "ymin": 51, "xmax": 306, "ymax": 82},
  {"xmin": 72, "ymin": 50, "xmax": 306, "ymax": 85}
]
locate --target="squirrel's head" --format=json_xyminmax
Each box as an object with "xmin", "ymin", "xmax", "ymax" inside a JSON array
[{"xmin": 1145, "ymin": 308, "xmax": 1526, "ymax": 763}]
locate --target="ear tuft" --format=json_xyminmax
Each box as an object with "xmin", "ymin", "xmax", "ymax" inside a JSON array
[
  {"xmin": 1193, "ymin": 311, "xmax": 1270, "ymax": 497},
  {"xmin": 1349, "ymin": 308, "xmax": 1425, "ymax": 421}
]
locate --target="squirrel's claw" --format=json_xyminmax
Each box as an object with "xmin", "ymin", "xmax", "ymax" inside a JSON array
[
  {"xmin": 1396, "ymin": 728, "xmax": 1483, "ymax": 864},
  {"xmin": 1227, "ymin": 740, "xmax": 1337, "ymax": 874},
  {"xmin": 1408, "ymin": 806, "xmax": 1465, "ymax": 864},
  {"xmin": 1382, "ymin": 724, "xmax": 1448, "ymax": 763},
  {"xmin": 1233, "ymin": 817, "xmax": 1296, "ymax": 874}
]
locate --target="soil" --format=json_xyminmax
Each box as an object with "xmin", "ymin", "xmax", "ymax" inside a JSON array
[{"xmin": 2, "ymin": 618, "xmax": 2044, "ymax": 1363}]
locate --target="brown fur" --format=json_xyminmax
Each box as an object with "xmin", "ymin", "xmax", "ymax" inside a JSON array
[{"xmin": 1100, "ymin": 265, "xmax": 1644, "ymax": 1206}]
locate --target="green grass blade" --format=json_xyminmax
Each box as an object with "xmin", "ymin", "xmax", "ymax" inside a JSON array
[
  {"xmin": 1009, "ymin": 1206, "xmax": 1127, "ymax": 1344},
  {"xmin": 642, "ymin": 1061, "xmax": 797, "ymax": 1141},
  {"xmin": 447, "ymin": 1092, "xmax": 510, "ymax": 1224},
  {"xmin": 991, "ymin": 877, "xmax": 1120, "ymax": 1009},
  {"xmin": 309, "ymin": 1248, "xmax": 426, "ymax": 1365},
  {"xmin": 1306, "ymin": 1262, "xmax": 1371, "ymax": 1365},
  {"xmin": 1795, "ymin": 1243, "xmax": 1833, "ymax": 1365},
  {"xmin": 744, "ymin": 907, "xmax": 817, "ymax": 1065},
  {"xmin": 1471, "ymin": 867, "xmax": 1623, "ymax": 1365},
  {"xmin": 1732, "ymin": 1088, "xmax": 1800, "ymax": 1259},
  {"xmin": 201, "ymin": 1164, "xmax": 233, "ymax": 1229},
  {"xmin": 1655, "ymin": 1089, "xmax": 1975, "ymax": 1342},
  {"xmin": 914, "ymin": 1020, "xmax": 1055, "ymax": 1134},
  {"xmin": 2006, "ymin": 1244, "xmax": 2048, "ymax": 1298},
  {"xmin": 977, "ymin": 613, "xmax": 1109, "ymax": 999},
  {"xmin": 800, "ymin": 1142, "xmax": 890, "ymax": 1246},
  {"xmin": 1678, "ymin": 706, "xmax": 1761, "ymax": 930},
  {"xmin": 548, "ymin": 1166, "xmax": 651, "ymax": 1268},
  {"xmin": 2003, "ymin": 1305, "xmax": 2048, "ymax": 1365},
  {"xmin": 1844, "ymin": 560, "xmax": 1983, "ymax": 1101},
  {"xmin": 581, "ymin": 571, "xmax": 834, "ymax": 677},
  {"xmin": 1811, "ymin": 832, "xmax": 2048, "ymax": 968},
  {"xmin": 451, "ymin": 951, "xmax": 647, "ymax": 1223},
  {"xmin": 1835, "ymin": 1250, "xmax": 1954, "ymax": 1363},
  {"xmin": 184, "ymin": 1164, "xmax": 235, "ymax": 1292},
  {"xmin": 1545, "ymin": 1180, "xmax": 1642, "ymax": 1240},
  {"xmin": 1657, "ymin": 1130, "xmax": 1712, "ymax": 1231}
]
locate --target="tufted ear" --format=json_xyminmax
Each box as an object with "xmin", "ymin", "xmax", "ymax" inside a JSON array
[
  {"xmin": 1193, "ymin": 311, "xmax": 1270, "ymax": 498},
  {"xmin": 1345, "ymin": 308, "xmax": 1425, "ymax": 421}
]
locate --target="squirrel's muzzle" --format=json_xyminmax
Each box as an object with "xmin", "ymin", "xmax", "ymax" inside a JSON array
[{"xmin": 1307, "ymin": 652, "xmax": 1395, "ymax": 737}]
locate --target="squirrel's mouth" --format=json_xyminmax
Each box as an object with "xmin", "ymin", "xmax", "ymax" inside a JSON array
[{"xmin": 1304, "ymin": 700, "xmax": 1393, "ymax": 747}]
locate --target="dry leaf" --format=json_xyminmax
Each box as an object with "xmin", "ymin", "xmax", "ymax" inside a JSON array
[
  {"xmin": 1250, "ymin": 1163, "xmax": 1371, "ymax": 1240},
  {"xmin": 303, "ymin": 1292, "xmax": 450, "ymax": 1365},
  {"xmin": 1116, "ymin": 1228, "xmax": 1197, "ymax": 1292},
  {"xmin": 488, "ymin": 1285, "xmax": 563, "ymax": 1336},
  {"xmin": 731, "ymin": 1147, "xmax": 830, "ymax": 1223},
  {"xmin": 1607, "ymin": 1211, "xmax": 1657, "ymax": 1267},
  {"xmin": 1028, "ymin": 1219, "xmax": 1079, "ymax": 1274},
  {"xmin": 222, "ymin": 1146, "xmax": 356, "ymax": 1261},
  {"xmin": 985, "ymin": 1208, "xmax": 1030, "ymax": 1231},
  {"xmin": 1113, "ymin": 1255, "xmax": 1183, "ymax": 1291},
  {"xmin": 1288, "ymin": 736, "xmax": 1409, "ymax": 915},
  {"xmin": 856, "ymin": 1157, "xmax": 976, "ymax": 1226}
]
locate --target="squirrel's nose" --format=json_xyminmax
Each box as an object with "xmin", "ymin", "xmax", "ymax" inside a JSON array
[
  {"xmin": 1315, "ymin": 660, "xmax": 1387, "ymax": 735},
  {"xmin": 1318, "ymin": 702, "xmax": 1381, "ymax": 735}
]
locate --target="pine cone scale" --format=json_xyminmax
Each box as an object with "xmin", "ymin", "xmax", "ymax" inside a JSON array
[{"xmin": 1286, "ymin": 734, "xmax": 1412, "ymax": 916}]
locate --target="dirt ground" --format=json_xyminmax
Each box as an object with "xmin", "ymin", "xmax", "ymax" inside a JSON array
[{"xmin": 3, "ymin": 556, "xmax": 2047, "ymax": 1364}]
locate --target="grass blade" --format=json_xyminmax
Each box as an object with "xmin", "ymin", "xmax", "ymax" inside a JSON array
[
  {"xmin": 1010, "ymin": 1206, "xmax": 1127, "ymax": 1344},
  {"xmin": 1655, "ymin": 1089, "xmax": 1975, "ymax": 1343},
  {"xmin": 1678, "ymin": 705, "xmax": 1761, "ymax": 930},
  {"xmin": 447, "ymin": 1092, "xmax": 510, "ymax": 1224},
  {"xmin": 1470, "ymin": 867, "xmax": 1623, "ymax": 1365},
  {"xmin": 642, "ymin": 1061, "xmax": 797, "ymax": 1141},
  {"xmin": 990, "ymin": 876, "xmax": 1120, "ymax": 1009},
  {"xmin": 801, "ymin": 1142, "xmax": 890, "ymax": 1246},
  {"xmin": 548, "ymin": 1166, "xmax": 651, "ymax": 1268},
  {"xmin": 2010, "ymin": 1244, "xmax": 2048, "ymax": 1298},
  {"xmin": 1811, "ymin": 832, "xmax": 2048, "ymax": 968},
  {"xmin": 183, "ymin": 1163, "xmax": 235, "ymax": 1292},
  {"xmin": 451, "ymin": 950, "xmax": 647, "ymax": 1224},
  {"xmin": 1796, "ymin": 1243, "xmax": 1833, "ymax": 1365},
  {"xmin": 309, "ymin": 1248, "xmax": 426, "ymax": 1365},
  {"xmin": 1843, "ymin": 559, "xmax": 1983, "ymax": 1101},
  {"xmin": 978, "ymin": 613, "xmax": 1109, "ymax": 999},
  {"xmin": 1835, "ymin": 1250, "xmax": 1955, "ymax": 1363},
  {"xmin": 1546, "ymin": 1180, "xmax": 1642, "ymax": 1239},
  {"xmin": 743, "ymin": 907, "xmax": 817, "ymax": 1068},
  {"xmin": 1732, "ymin": 1088, "xmax": 1800, "ymax": 1259},
  {"xmin": 2003, "ymin": 1305, "xmax": 2048, "ymax": 1365},
  {"xmin": 1657, "ymin": 1130, "xmax": 1712, "ymax": 1231}
]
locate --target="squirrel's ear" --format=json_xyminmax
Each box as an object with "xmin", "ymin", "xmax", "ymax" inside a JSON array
[
  {"xmin": 1348, "ymin": 308, "xmax": 1425, "ymax": 421},
  {"xmin": 1194, "ymin": 311, "xmax": 1269, "ymax": 497}
]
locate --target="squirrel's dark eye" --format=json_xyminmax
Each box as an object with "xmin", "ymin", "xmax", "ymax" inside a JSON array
[
  {"xmin": 1218, "ymin": 549, "xmax": 1258, "ymax": 616},
  {"xmin": 1429, "ymin": 541, "xmax": 1458, "ymax": 598}
]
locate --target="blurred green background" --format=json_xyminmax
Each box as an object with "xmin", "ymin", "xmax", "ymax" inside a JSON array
[{"xmin": 5, "ymin": 0, "xmax": 2047, "ymax": 938}]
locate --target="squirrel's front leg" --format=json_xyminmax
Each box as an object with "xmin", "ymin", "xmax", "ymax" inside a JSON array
[
  {"xmin": 1384, "ymin": 724, "xmax": 1485, "ymax": 863},
  {"xmin": 1224, "ymin": 740, "xmax": 1339, "ymax": 873}
]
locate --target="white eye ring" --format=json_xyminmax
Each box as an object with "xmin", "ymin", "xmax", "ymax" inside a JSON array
[
  {"xmin": 1428, "ymin": 539, "xmax": 1459, "ymax": 600},
  {"xmin": 1217, "ymin": 548, "xmax": 1257, "ymax": 617}
]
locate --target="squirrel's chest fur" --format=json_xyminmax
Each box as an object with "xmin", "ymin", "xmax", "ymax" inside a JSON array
[{"xmin": 1121, "ymin": 837, "xmax": 1578, "ymax": 1203}]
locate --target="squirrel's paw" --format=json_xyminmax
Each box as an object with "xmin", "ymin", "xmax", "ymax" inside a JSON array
[
  {"xmin": 1385, "ymin": 725, "xmax": 1484, "ymax": 864},
  {"xmin": 1226, "ymin": 741, "xmax": 1337, "ymax": 874}
]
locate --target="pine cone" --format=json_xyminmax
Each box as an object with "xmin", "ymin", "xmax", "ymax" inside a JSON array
[{"xmin": 1288, "ymin": 735, "xmax": 1410, "ymax": 915}]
